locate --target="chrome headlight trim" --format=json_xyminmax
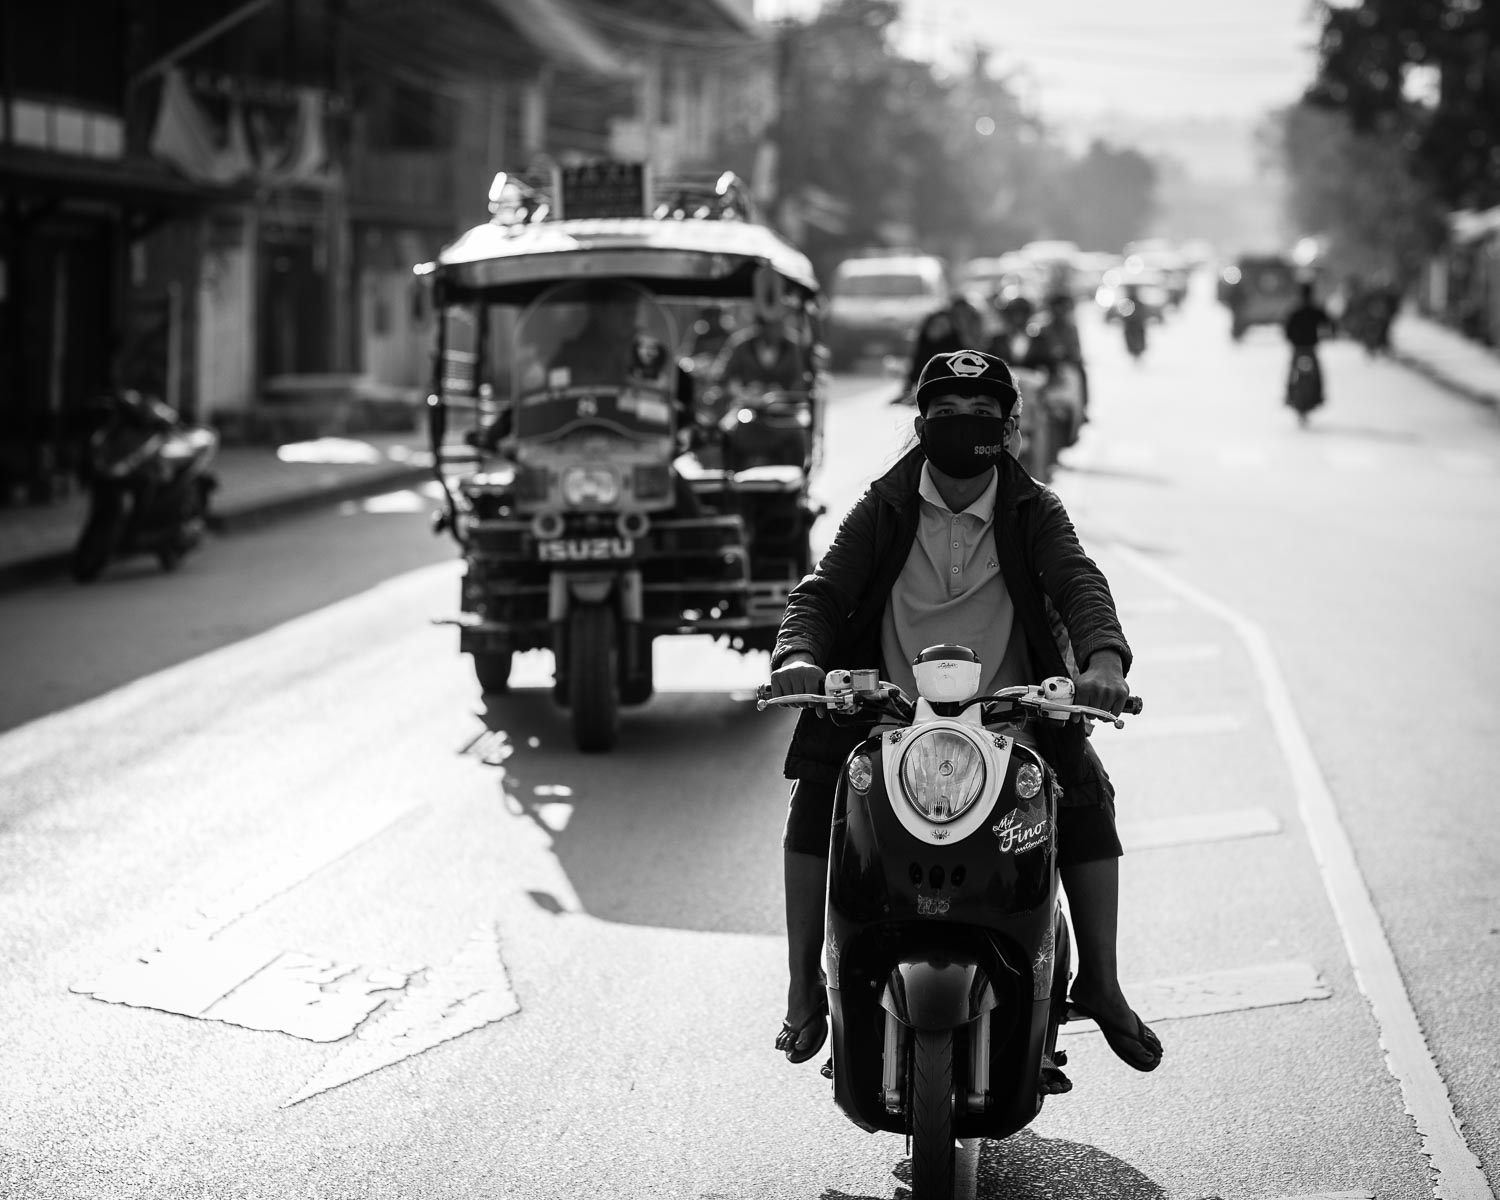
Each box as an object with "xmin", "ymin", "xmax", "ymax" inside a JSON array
[{"xmin": 898, "ymin": 727, "xmax": 988, "ymax": 823}]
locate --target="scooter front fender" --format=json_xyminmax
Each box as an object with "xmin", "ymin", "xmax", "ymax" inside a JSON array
[{"xmin": 880, "ymin": 957, "xmax": 998, "ymax": 1031}]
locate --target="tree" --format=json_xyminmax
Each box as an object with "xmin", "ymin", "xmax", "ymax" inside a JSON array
[
  {"xmin": 760, "ymin": 0, "xmax": 1159, "ymax": 272},
  {"xmin": 1272, "ymin": 100, "xmax": 1447, "ymax": 286},
  {"xmin": 1307, "ymin": 0, "xmax": 1500, "ymax": 209},
  {"xmin": 1055, "ymin": 141, "xmax": 1158, "ymax": 251}
]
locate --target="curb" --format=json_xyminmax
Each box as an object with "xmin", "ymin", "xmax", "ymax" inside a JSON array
[
  {"xmin": 0, "ymin": 464, "xmax": 434, "ymax": 592},
  {"xmin": 1390, "ymin": 350, "xmax": 1500, "ymax": 411}
]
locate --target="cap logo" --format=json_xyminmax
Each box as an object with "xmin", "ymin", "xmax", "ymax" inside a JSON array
[{"xmin": 948, "ymin": 351, "xmax": 988, "ymax": 377}]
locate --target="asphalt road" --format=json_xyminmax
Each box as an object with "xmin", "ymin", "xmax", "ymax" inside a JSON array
[{"xmin": 1, "ymin": 293, "xmax": 1497, "ymax": 1200}]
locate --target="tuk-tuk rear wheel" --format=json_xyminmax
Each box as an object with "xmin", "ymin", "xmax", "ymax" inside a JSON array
[{"xmin": 568, "ymin": 603, "xmax": 619, "ymax": 752}]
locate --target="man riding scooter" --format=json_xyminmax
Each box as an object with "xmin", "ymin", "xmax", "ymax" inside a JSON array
[
  {"xmin": 1283, "ymin": 282, "xmax": 1336, "ymax": 420},
  {"xmin": 767, "ymin": 349, "xmax": 1164, "ymax": 1093},
  {"xmin": 708, "ymin": 268, "xmax": 815, "ymax": 471}
]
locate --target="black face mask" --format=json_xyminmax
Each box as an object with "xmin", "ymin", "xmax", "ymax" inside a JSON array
[{"xmin": 919, "ymin": 413, "xmax": 1010, "ymax": 478}]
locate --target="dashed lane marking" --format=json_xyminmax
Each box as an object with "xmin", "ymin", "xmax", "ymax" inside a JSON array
[
  {"xmin": 1119, "ymin": 806, "xmax": 1281, "ymax": 852},
  {"xmin": 1060, "ymin": 961, "xmax": 1331, "ymax": 1036},
  {"xmin": 1114, "ymin": 544, "xmax": 1494, "ymax": 1200},
  {"xmin": 75, "ymin": 938, "xmax": 413, "ymax": 1043}
]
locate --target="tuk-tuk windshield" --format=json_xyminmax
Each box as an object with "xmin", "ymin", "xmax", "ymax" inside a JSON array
[{"xmin": 512, "ymin": 280, "xmax": 679, "ymax": 443}]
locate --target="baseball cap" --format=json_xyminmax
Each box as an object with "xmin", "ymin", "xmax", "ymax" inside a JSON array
[{"xmin": 913, "ymin": 349, "xmax": 1021, "ymax": 414}]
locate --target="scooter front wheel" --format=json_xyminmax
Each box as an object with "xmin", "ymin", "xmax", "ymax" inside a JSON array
[{"xmin": 909, "ymin": 1027, "xmax": 955, "ymax": 1199}]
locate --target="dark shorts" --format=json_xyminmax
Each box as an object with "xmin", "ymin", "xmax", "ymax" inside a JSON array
[{"xmin": 782, "ymin": 778, "xmax": 1123, "ymax": 866}]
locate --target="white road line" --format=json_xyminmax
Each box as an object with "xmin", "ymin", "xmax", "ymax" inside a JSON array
[
  {"xmin": 956, "ymin": 1138, "xmax": 980, "ymax": 1200},
  {"xmin": 1060, "ymin": 961, "xmax": 1330, "ymax": 1032},
  {"xmin": 1119, "ymin": 806, "xmax": 1281, "ymax": 852},
  {"xmin": 1114, "ymin": 544, "xmax": 1493, "ymax": 1200}
]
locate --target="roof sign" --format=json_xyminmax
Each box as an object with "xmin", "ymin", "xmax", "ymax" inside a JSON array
[{"xmin": 556, "ymin": 161, "xmax": 651, "ymax": 221}]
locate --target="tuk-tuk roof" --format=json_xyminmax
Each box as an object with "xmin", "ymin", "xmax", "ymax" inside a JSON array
[{"xmin": 426, "ymin": 217, "xmax": 820, "ymax": 295}]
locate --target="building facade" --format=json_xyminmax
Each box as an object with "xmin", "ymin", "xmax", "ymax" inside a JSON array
[{"xmin": 0, "ymin": 0, "xmax": 768, "ymax": 504}]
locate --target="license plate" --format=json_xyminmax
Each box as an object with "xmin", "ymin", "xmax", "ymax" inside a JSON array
[{"xmin": 536, "ymin": 536, "xmax": 635, "ymax": 563}]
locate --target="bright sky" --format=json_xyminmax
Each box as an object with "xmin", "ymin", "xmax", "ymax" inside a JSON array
[{"xmin": 754, "ymin": 0, "xmax": 1323, "ymax": 123}]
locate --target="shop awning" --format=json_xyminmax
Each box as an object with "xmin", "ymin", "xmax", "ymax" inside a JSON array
[{"xmin": 0, "ymin": 145, "xmax": 246, "ymax": 213}]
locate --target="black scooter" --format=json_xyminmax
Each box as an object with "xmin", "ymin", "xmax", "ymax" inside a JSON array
[
  {"xmin": 1285, "ymin": 351, "xmax": 1324, "ymax": 426},
  {"xmin": 72, "ymin": 390, "xmax": 220, "ymax": 582},
  {"xmin": 759, "ymin": 645, "xmax": 1141, "ymax": 1199}
]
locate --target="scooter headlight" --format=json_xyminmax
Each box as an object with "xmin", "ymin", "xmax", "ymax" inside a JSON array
[{"xmin": 899, "ymin": 729, "xmax": 986, "ymax": 823}]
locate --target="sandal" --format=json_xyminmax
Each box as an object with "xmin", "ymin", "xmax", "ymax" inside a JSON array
[
  {"xmin": 1039, "ymin": 1050, "xmax": 1072, "ymax": 1095},
  {"xmin": 1065, "ymin": 997, "xmax": 1163, "ymax": 1072},
  {"xmin": 775, "ymin": 998, "xmax": 829, "ymax": 1064}
]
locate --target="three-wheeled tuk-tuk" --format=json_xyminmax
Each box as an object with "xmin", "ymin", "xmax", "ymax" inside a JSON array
[{"xmin": 421, "ymin": 166, "xmax": 826, "ymax": 752}]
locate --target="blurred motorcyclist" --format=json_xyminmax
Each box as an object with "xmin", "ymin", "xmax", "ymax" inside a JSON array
[
  {"xmin": 1024, "ymin": 292, "xmax": 1090, "ymax": 416},
  {"xmin": 1345, "ymin": 276, "xmax": 1399, "ymax": 356},
  {"xmin": 1283, "ymin": 282, "xmax": 1336, "ymax": 399},
  {"xmin": 1120, "ymin": 285, "xmax": 1148, "ymax": 358},
  {"xmin": 902, "ymin": 295, "xmax": 984, "ymax": 396},
  {"xmin": 711, "ymin": 267, "xmax": 810, "ymax": 393},
  {"xmin": 708, "ymin": 268, "xmax": 815, "ymax": 470},
  {"xmin": 987, "ymin": 290, "xmax": 1036, "ymax": 362}
]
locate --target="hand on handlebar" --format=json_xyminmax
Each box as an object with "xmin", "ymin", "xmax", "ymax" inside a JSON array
[
  {"xmin": 1075, "ymin": 652, "xmax": 1129, "ymax": 717},
  {"xmin": 770, "ymin": 656, "xmax": 825, "ymax": 699}
]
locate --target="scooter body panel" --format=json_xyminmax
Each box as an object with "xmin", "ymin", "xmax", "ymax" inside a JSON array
[{"xmin": 824, "ymin": 731, "xmax": 1067, "ymax": 1139}]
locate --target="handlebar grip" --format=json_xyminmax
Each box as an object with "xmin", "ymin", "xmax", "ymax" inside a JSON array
[
  {"xmin": 1124, "ymin": 696, "xmax": 1144, "ymax": 715},
  {"xmin": 755, "ymin": 683, "xmax": 773, "ymax": 702}
]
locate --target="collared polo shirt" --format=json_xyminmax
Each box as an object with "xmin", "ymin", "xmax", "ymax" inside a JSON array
[{"xmin": 879, "ymin": 463, "xmax": 1033, "ymax": 705}]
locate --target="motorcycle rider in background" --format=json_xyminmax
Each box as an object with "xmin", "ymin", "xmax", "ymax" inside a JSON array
[
  {"xmin": 902, "ymin": 295, "xmax": 984, "ymax": 397},
  {"xmin": 1023, "ymin": 292, "xmax": 1090, "ymax": 418},
  {"xmin": 1120, "ymin": 284, "xmax": 1148, "ymax": 358},
  {"xmin": 1283, "ymin": 282, "xmax": 1337, "ymax": 402},
  {"xmin": 711, "ymin": 269, "xmax": 810, "ymax": 393},
  {"xmin": 709, "ymin": 269, "xmax": 815, "ymax": 471},
  {"xmin": 767, "ymin": 349, "xmax": 1164, "ymax": 1092}
]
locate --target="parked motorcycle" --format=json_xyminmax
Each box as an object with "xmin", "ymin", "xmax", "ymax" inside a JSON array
[
  {"xmin": 758, "ymin": 646, "xmax": 1141, "ymax": 1199},
  {"xmin": 1285, "ymin": 352, "xmax": 1324, "ymax": 426},
  {"xmin": 72, "ymin": 390, "xmax": 219, "ymax": 583}
]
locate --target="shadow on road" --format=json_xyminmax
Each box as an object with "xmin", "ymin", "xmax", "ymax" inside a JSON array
[
  {"xmin": 973, "ymin": 1130, "xmax": 1167, "ymax": 1197},
  {"xmin": 816, "ymin": 1130, "xmax": 1166, "ymax": 1199},
  {"xmin": 477, "ymin": 683, "xmax": 794, "ymax": 937}
]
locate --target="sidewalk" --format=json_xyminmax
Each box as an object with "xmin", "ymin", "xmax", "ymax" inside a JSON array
[
  {"xmin": 1389, "ymin": 311, "xmax": 1500, "ymax": 409},
  {"xmin": 0, "ymin": 428, "xmax": 435, "ymax": 587}
]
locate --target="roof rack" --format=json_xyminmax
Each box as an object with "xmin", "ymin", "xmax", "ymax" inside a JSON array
[{"xmin": 486, "ymin": 161, "xmax": 757, "ymax": 228}]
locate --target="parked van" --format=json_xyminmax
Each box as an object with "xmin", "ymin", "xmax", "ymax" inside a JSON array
[{"xmin": 825, "ymin": 253, "xmax": 948, "ymax": 370}]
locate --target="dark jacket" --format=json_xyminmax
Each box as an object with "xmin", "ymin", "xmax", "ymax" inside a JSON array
[{"xmin": 771, "ymin": 446, "xmax": 1131, "ymax": 808}]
